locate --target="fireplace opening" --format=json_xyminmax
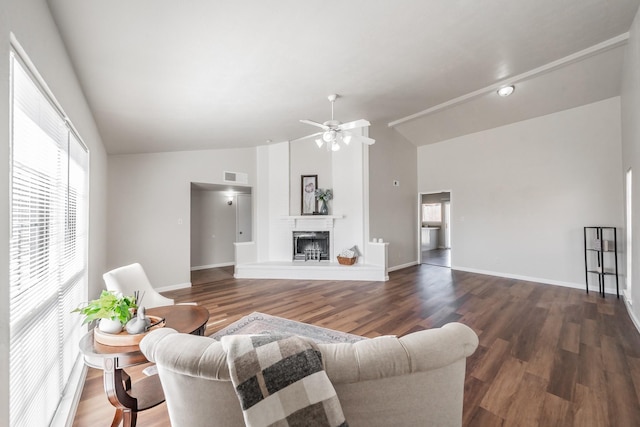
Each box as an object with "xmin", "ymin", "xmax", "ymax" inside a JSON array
[{"xmin": 293, "ymin": 231, "xmax": 330, "ymax": 261}]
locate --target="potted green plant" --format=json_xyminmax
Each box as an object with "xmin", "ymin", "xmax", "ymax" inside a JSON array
[{"xmin": 72, "ymin": 290, "xmax": 137, "ymax": 333}]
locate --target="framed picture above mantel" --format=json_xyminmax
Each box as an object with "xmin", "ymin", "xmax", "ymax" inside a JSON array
[{"xmin": 301, "ymin": 175, "xmax": 318, "ymax": 215}]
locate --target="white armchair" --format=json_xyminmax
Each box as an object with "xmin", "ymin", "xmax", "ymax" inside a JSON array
[{"xmin": 103, "ymin": 263, "xmax": 174, "ymax": 308}]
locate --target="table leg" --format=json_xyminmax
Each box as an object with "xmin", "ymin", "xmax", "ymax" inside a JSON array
[
  {"xmin": 110, "ymin": 409, "xmax": 123, "ymax": 427},
  {"xmin": 122, "ymin": 409, "xmax": 137, "ymax": 427},
  {"xmin": 108, "ymin": 409, "xmax": 137, "ymax": 427},
  {"xmin": 103, "ymin": 358, "xmax": 138, "ymax": 426},
  {"xmin": 121, "ymin": 370, "xmax": 131, "ymax": 390}
]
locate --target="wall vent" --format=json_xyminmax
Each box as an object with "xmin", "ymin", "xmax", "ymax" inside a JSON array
[{"xmin": 223, "ymin": 171, "xmax": 248, "ymax": 184}]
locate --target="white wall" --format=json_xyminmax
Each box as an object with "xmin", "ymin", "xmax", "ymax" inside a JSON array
[
  {"xmin": 622, "ymin": 6, "xmax": 640, "ymax": 323},
  {"xmin": 190, "ymin": 190, "xmax": 236, "ymax": 268},
  {"xmin": 256, "ymin": 142, "xmax": 291, "ymax": 262},
  {"xmin": 331, "ymin": 136, "xmax": 367, "ymax": 259},
  {"xmin": 418, "ymin": 97, "xmax": 624, "ymax": 288},
  {"xmin": 369, "ymin": 123, "xmax": 418, "ymax": 269},
  {"xmin": 254, "ymin": 138, "xmax": 371, "ymax": 264},
  {"xmin": 108, "ymin": 148, "xmax": 255, "ymax": 287},
  {"xmin": 1, "ymin": 0, "xmax": 109, "ymax": 422},
  {"xmin": 289, "ymin": 140, "xmax": 332, "ymax": 215}
]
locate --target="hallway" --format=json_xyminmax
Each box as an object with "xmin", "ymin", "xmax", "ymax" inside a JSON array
[{"xmin": 422, "ymin": 248, "xmax": 451, "ymax": 268}]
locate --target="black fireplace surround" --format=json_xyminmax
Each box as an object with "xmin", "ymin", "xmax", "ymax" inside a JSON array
[{"xmin": 293, "ymin": 231, "xmax": 330, "ymax": 261}]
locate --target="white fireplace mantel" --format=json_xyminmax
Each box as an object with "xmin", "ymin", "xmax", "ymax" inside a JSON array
[
  {"xmin": 281, "ymin": 215, "xmax": 343, "ymax": 230},
  {"xmin": 237, "ymin": 140, "xmax": 387, "ymax": 281}
]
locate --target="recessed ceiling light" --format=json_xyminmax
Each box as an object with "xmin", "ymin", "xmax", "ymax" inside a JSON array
[{"xmin": 497, "ymin": 85, "xmax": 515, "ymax": 97}]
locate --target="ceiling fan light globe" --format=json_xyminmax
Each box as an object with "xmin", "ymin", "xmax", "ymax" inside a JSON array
[
  {"xmin": 322, "ymin": 130, "xmax": 336, "ymax": 143},
  {"xmin": 331, "ymin": 142, "xmax": 340, "ymax": 151},
  {"xmin": 342, "ymin": 134, "xmax": 352, "ymax": 145},
  {"xmin": 315, "ymin": 138, "xmax": 324, "ymax": 148}
]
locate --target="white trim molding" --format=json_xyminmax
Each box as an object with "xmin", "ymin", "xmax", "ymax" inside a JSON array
[
  {"xmin": 451, "ymin": 266, "xmax": 620, "ymax": 295},
  {"xmin": 388, "ymin": 261, "xmax": 419, "ymax": 272},
  {"xmin": 156, "ymin": 282, "xmax": 192, "ymax": 292},
  {"xmin": 624, "ymin": 291, "xmax": 640, "ymax": 335},
  {"xmin": 191, "ymin": 262, "xmax": 234, "ymax": 271}
]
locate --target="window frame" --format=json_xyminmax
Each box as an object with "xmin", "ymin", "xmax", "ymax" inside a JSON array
[
  {"xmin": 422, "ymin": 202, "xmax": 442, "ymax": 223},
  {"xmin": 9, "ymin": 48, "xmax": 90, "ymax": 427}
]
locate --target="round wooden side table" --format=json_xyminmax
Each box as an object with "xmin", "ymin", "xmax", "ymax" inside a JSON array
[{"xmin": 79, "ymin": 304, "xmax": 209, "ymax": 427}]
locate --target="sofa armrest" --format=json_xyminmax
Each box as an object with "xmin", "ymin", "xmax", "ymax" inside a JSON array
[
  {"xmin": 318, "ymin": 322, "xmax": 478, "ymax": 384},
  {"xmin": 140, "ymin": 328, "xmax": 232, "ymax": 380}
]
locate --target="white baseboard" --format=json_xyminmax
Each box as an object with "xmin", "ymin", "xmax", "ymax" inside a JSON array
[
  {"xmin": 623, "ymin": 290, "xmax": 640, "ymax": 335},
  {"xmin": 388, "ymin": 261, "xmax": 418, "ymax": 272},
  {"xmin": 156, "ymin": 282, "xmax": 191, "ymax": 292},
  {"xmin": 191, "ymin": 262, "xmax": 234, "ymax": 271},
  {"xmin": 451, "ymin": 265, "xmax": 620, "ymax": 295}
]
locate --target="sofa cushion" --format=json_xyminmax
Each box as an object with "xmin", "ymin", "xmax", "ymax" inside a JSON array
[{"xmin": 221, "ymin": 334, "xmax": 348, "ymax": 427}]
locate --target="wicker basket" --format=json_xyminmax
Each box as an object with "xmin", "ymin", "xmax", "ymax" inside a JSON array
[{"xmin": 337, "ymin": 256, "xmax": 357, "ymax": 265}]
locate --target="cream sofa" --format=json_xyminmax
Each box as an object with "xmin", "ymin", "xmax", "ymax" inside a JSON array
[{"xmin": 140, "ymin": 322, "xmax": 479, "ymax": 427}]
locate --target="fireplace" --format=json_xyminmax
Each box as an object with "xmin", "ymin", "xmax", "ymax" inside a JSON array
[{"xmin": 293, "ymin": 231, "xmax": 330, "ymax": 261}]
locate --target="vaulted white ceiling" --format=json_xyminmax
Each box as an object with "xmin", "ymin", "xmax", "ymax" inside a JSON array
[{"xmin": 47, "ymin": 0, "xmax": 640, "ymax": 154}]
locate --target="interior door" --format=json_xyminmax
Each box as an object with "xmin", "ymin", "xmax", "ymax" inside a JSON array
[{"xmin": 236, "ymin": 193, "xmax": 252, "ymax": 243}]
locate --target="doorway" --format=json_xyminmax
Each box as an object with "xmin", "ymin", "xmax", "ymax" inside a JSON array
[
  {"xmin": 190, "ymin": 182, "xmax": 252, "ymax": 272},
  {"xmin": 419, "ymin": 191, "xmax": 451, "ymax": 268}
]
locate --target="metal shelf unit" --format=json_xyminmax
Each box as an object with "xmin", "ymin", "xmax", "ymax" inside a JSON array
[{"xmin": 583, "ymin": 226, "xmax": 619, "ymax": 298}]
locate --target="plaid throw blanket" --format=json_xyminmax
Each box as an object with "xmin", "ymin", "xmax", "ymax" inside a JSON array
[{"xmin": 221, "ymin": 334, "xmax": 348, "ymax": 427}]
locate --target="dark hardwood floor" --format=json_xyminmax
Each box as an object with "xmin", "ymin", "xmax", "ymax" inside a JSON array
[
  {"xmin": 73, "ymin": 264, "xmax": 640, "ymax": 426},
  {"xmin": 422, "ymin": 248, "xmax": 451, "ymax": 267}
]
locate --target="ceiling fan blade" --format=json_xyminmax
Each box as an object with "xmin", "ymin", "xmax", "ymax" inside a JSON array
[
  {"xmin": 338, "ymin": 119, "xmax": 370, "ymax": 131},
  {"xmin": 340, "ymin": 132, "xmax": 375, "ymax": 146},
  {"xmin": 341, "ymin": 130, "xmax": 376, "ymax": 145},
  {"xmin": 300, "ymin": 119, "xmax": 329, "ymax": 130},
  {"xmin": 290, "ymin": 131, "xmax": 323, "ymax": 143}
]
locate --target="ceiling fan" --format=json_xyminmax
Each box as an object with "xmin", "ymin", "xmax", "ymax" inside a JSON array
[{"xmin": 294, "ymin": 94, "xmax": 375, "ymax": 151}]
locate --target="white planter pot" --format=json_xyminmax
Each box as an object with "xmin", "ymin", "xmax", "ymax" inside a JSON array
[{"xmin": 99, "ymin": 318, "xmax": 123, "ymax": 334}]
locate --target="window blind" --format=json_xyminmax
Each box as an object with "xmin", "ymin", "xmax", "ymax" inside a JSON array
[{"xmin": 9, "ymin": 52, "xmax": 89, "ymax": 427}]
